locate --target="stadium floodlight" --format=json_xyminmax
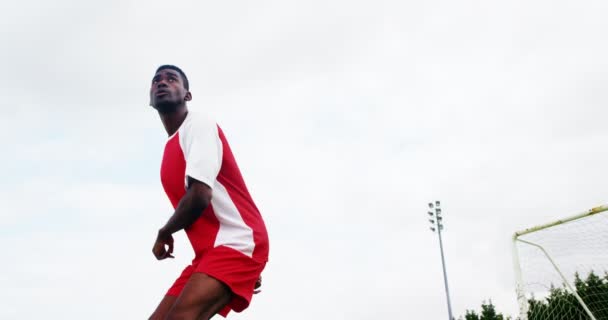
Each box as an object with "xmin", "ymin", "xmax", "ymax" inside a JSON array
[{"xmin": 427, "ymin": 200, "xmax": 454, "ymax": 320}]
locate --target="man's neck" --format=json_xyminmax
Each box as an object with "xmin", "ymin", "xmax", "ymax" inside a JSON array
[{"xmin": 158, "ymin": 104, "xmax": 188, "ymax": 137}]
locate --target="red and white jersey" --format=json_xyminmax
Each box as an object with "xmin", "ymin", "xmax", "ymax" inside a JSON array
[{"xmin": 160, "ymin": 110, "xmax": 269, "ymax": 263}]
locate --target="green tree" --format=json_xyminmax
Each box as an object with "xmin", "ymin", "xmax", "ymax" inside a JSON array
[
  {"xmin": 480, "ymin": 300, "xmax": 504, "ymax": 320},
  {"xmin": 527, "ymin": 270, "xmax": 608, "ymax": 320},
  {"xmin": 463, "ymin": 310, "xmax": 480, "ymax": 320},
  {"xmin": 460, "ymin": 271, "xmax": 608, "ymax": 320},
  {"xmin": 459, "ymin": 300, "xmax": 507, "ymax": 320}
]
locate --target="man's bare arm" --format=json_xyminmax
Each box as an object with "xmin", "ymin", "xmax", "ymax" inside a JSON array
[{"xmin": 152, "ymin": 177, "xmax": 212, "ymax": 260}]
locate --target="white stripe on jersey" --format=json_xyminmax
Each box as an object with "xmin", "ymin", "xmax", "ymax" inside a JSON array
[{"xmin": 211, "ymin": 180, "xmax": 255, "ymax": 257}]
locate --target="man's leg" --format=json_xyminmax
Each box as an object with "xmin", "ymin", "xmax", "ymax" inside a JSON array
[
  {"xmin": 149, "ymin": 295, "xmax": 178, "ymax": 320},
  {"xmin": 166, "ymin": 272, "xmax": 232, "ymax": 320}
]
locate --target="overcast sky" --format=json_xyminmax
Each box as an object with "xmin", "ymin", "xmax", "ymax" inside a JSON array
[{"xmin": 2, "ymin": 0, "xmax": 608, "ymax": 319}]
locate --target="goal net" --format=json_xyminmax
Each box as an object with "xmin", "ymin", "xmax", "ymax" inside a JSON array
[{"xmin": 512, "ymin": 205, "xmax": 608, "ymax": 320}]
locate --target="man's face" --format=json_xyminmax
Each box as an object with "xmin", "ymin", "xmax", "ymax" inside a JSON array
[{"xmin": 149, "ymin": 69, "xmax": 191, "ymax": 113}]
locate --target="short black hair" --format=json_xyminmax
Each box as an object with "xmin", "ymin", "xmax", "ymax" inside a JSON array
[{"xmin": 155, "ymin": 65, "xmax": 189, "ymax": 90}]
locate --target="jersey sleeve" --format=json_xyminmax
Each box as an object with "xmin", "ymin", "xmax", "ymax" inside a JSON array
[{"xmin": 179, "ymin": 113, "xmax": 223, "ymax": 189}]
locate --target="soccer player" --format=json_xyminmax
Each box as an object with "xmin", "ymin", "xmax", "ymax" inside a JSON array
[{"xmin": 147, "ymin": 65, "xmax": 269, "ymax": 320}]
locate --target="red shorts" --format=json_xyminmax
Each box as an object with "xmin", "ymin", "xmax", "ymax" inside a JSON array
[{"xmin": 166, "ymin": 246, "xmax": 266, "ymax": 317}]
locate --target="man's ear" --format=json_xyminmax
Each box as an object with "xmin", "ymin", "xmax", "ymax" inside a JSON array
[{"xmin": 185, "ymin": 92, "xmax": 192, "ymax": 102}]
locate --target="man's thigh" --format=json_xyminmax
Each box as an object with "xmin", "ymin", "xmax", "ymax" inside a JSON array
[
  {"xmin": 166, "ymin": 272, "xmax": 232, "ymax": 320},
  {"xmin": 149, "ymin": 295, "xmax": 178, "ymax": 320}
]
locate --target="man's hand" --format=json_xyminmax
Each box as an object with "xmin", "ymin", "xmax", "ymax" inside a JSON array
[
  {"xmin": 254, "ymin": 276, "xmax": 262, "ymax": 294},
  {"xmin": 152, "ymin": 229, "xmax": 174, "ymax": 260}
]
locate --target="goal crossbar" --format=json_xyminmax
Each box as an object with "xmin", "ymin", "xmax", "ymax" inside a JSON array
[{"xmin": 512, "ymin": 204, "xmax": 608, "ymax": 320}]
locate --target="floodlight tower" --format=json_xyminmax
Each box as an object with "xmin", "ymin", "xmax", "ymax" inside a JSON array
[{"xmin": 428, "ymin": 200, "xmax": 454, "ymax": 320}]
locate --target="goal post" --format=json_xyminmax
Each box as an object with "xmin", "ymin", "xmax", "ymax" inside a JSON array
[{"xmin": 512, "ymin": 205, "xmax": 608, "ymax": 320}]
